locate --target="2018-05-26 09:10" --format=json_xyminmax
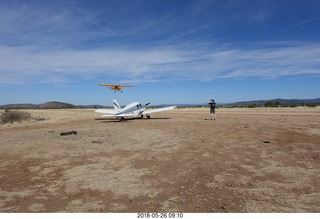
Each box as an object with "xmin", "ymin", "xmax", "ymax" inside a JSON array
[{"xmin": 137, "ymin": 213, "xmax": 183, "ymax": 218}]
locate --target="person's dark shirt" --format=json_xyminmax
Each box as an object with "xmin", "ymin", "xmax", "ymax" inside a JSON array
[{"xmin": 209, "ymin": 102, "xmax": 216, "ymax": 111}]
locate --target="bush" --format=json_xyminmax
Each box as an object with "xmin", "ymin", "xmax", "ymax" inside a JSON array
[
  {"xmin": 264, "ymin": 101, "xmax": 273, "ymax": 107},
  {"xmin": 248, "ymin": 103, "xmax": 260, "ymax": 108},
  {"xmin": 264, "ymin": 101, "xmax": 281, "ymax": 107},
  {"xmin": 1, "ymin": 109, "xmax": 31, "ymax": 124}
]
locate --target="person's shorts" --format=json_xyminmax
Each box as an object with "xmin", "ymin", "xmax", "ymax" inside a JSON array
[{"xmin": 210, "ymin": 109, "xmax": 215, "ymax": 113}]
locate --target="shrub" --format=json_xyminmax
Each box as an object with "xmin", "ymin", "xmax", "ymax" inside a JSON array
[
  {"xmin": 264, "ymin": 101, "xmax": 274, "ymax": 107},
  {"xmin": 32, "ymin": 115, "xmax": 46, "ymax": 121},
  {"xmin": 1, "ymin": 109, "xmax": 31, "ymax": 124},
  {"xmin": 248, "ymin": 103, "xmax": 260, "ymax": 108}
]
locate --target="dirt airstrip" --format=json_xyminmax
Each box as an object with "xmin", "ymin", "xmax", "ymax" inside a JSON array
[{"xmin": 0, "ymin": 107, "xmax": 319, "ymax": 212}]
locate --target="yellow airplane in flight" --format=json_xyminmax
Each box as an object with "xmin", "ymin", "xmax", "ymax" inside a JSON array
[{"xmin": 99, "ymin": 84, "xmax": 133, "ymax": 93}]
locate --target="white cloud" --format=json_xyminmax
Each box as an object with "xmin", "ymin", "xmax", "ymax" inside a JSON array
[
  {"xmin": 0, "ymin": 1, "xmax": 319, "ymax": 86},
  {"xmin": 1, "ymin": 43, "xmax": 320, "ymax": 85}
]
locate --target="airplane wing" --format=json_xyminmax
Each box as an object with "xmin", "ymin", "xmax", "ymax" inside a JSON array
[
  {"xmin": 115, "ymin": 113, "xmax": 137, "ymax": 117},
  {"xmin": 101, "ymin": 113, "xmax": 139, "ymax": 118},
  {"xmin": 99, "ymin": 84, "xmax": 114, "ymax": 87},
  {"xmin": 142, "ymin": 106, "xmax": 176, "ymax": 115},
  {"xmin": 99, "ymin": 84, "xmax": 133, "ymax": 87},
  {"xmin": 95, "ymin": 109, "xmax": 116, "ymax": 115},
  {"xmin": 96, "ymin": 110, "xmax": 133, "ymax": 117},
  {"xmin": 101, "ymin": 114, "xmax": 117, "ymax": 117},
  {"xmin": 97, "ymin": 111, "xmax": 139, "ymax": 117}
]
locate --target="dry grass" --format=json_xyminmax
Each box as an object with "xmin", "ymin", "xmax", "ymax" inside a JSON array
[
  {"xmin": 0, "ymin": 110, "xmax": 31, "ymax": 124},
  {"xmin": 0, "ymin": 107, "xmax": 319, "ymax": 212},
  {"xmin": 0, "ymin": 109, "xmax": 96, "ymax": 127}
]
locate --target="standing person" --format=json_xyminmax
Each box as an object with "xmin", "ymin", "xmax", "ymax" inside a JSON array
[{"xmin": 208, "ymin": 99, "xmax": 216, "ymax": 120}]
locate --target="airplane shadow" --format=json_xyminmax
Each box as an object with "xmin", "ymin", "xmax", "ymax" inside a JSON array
[{"xmin": 95, "ymin": 117, "xmax": 170, "ymax": 123}]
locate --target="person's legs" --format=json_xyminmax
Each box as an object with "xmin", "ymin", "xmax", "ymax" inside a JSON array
[
  {"xmin": 210, "ymin": 111, "xmax": 215, "ymax": 120},
  {"xmin": 210, "ymin": 110, "xmax": 216, "ymax": 120}
]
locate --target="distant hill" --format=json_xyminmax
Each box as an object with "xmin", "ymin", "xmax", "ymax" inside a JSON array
[
  {"xmin": 0, "ymin": 104, "xmax": 39, "ymax": 109},
  {"xmin": 227, "ymin": 98, "xmax": 320, "ymax": 107},
  {"xmin": 39, "ymin": 101, "xmax": 76, "ymax": 109},
  {"xmin": 0, "ymin": 101, "xmax": 76, "ymax": 109},
  {"xmin": 1, "ymin": 98, "xmax": 319, "ymax": 109},
  {"xmin": 76, "ymin": 104, "xmax": 107, "ymax": 109}
]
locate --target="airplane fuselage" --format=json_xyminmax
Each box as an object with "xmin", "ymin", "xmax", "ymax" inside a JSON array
[
  {"xmin": 111, "ymin": 85, "xmax": 121, "ymax": 91},
  {"xmin": 115, "ymin": 102, "xmax": 146, "ymax": 116},
  {"xmin": 95, "ymin": 99, "xmax": 176, "ymax": 120}
]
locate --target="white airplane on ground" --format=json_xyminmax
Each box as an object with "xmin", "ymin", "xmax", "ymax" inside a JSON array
[{"xmin": 95, "ymin": 99, "xmax": 176, "ymax": 120}]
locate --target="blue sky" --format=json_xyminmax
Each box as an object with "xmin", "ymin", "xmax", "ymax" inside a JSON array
[{"xmin": 0, "ymin": 0, "xmax": 320, "ymax": 105}]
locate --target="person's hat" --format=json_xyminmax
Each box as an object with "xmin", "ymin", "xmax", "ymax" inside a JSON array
[{"xmin": 210, "ymin": 99, "xmax": 214, "ymax": 102}]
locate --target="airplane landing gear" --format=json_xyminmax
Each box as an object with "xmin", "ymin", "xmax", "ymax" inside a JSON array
[{"xmin": 146, "ymin": 115, "xmax": 150, "ymax": 119}]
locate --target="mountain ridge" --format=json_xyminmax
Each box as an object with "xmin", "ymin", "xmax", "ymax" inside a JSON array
[
  {"xmin": 1, "ymin": 98, "xmax": 320, "ymax": 109},
  {"xmin": 230, "ymin": 98, "xmax": 320, "ymax": 107}
]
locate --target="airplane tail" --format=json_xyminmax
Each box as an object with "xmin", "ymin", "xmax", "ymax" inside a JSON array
[{"xmin": 112, "ymin": 99, "xmax": 121, "ymax": 112}]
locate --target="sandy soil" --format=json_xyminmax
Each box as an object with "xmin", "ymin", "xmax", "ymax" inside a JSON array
[{"xmin": 0, "ymin": 107, "xmax": 319, "ymax": 212}]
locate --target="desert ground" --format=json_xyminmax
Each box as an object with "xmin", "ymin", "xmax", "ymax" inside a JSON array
[{"xmin": 0, "ymin": 107, "xmax": 319, "ymax": 212}]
